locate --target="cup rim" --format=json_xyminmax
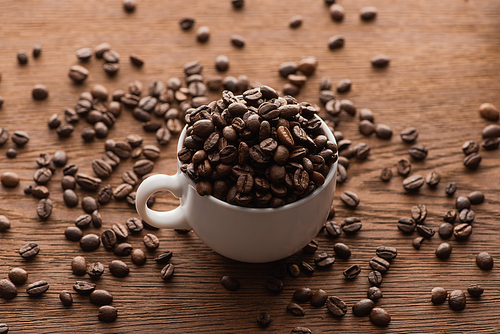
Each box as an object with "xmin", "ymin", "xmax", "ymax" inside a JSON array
[{"xmin": 177, "ymin": 114, "xmax": 337, "ymax": 213}]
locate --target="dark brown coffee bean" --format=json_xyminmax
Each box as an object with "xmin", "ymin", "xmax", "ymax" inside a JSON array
[
  {"xmin": 92, "ymin": 159, "xmax": 112, "ymax": 179},
  {"xmin": 368, "ymin": 286, "xmax": 383, "ymax": 301},
  {"xmin": 375, "ymin": 124, "xmax": 393, "ymax": 139},
  {"xmin": 76, "ymin": 173, "xmax": 102, "ymax": 191},
  {"xmin": 329, "ymin": 3, "xmax": 344, "ymax": 21},
  {"xmin": 448, "ymin": 290, "xmax": 466, "ymax": 311},
  {"xmin": 343, "ymin": 264, "xmax": 361, "ymax": 279},
  {"xmin": 403, "ymin": 174, "xmax": 424, "ymax": 191},
  {"xmin": 293, "ymin": 287, "xmax": 313, "ymax": 303},
  {"xmin": 156, "ymin": 127, "xmax": 172, "ymax": 145},
  {"xmin": 255, "ymin": 312, "xmax": 271, "ymax": 328},
  {"xmin": 33, "ymin": 167, "xmax": 52, "ymax": 185},
  {"xmin": 37, "ymin": 199, "xmax": 52, "ymax": 219},
  {"xmin": 341, "ymin": 217, "xmax": 362, "ymax": 234},
  {"xmin": 479, "ymin": 103, "xmax": 499, "ymax": 121},
  {"xmin": 314, "ymin": 252, "xmax": 335, "ymax": 268},
  {"xmin": 340, "ymin": 191, "xmax": 360, "ymax": 208},
  {"xmin": 68, "ymin": 65, "xmax": 89, "ymax": 83},
  {"xmin": 352, "ymin": 299, "xmax": 375, "ymax": 318},
  {"xmin": 11, "ymin": 130, "xmax": 30, "ymax": 147},
  {"xmin": 87, "ymin": 262, "xmax": 105, "ymax": 279},
  {"xmin": 265, "ymin": 277, "xmax": 283, "ymax": 293},
  {"xmin": 101, "ymin": 229, "xmax": 117, "ymax": 250},
  {"xmin": 380, "ymin": 167, "xmax": 393, "ymax": 181},
  {"xmin": 481, "ymin": 137, "xmax": 500, "ymax": 150},
  {"xmin": 133, "ymin": 159, "xmax": 154, "ymax": 176},
  {"xmin": 110, "ymin": 223, "xmax": 128, "ymax": 241},
  {"xmin": 114, "ymin": 243, "xmax": 133, "ymax": 256},
  {"xmin": 431, "ymin": 287, "xmax": 447, "ymax": 304},
  {"xmin": 435, "ymin": 242, "xmax": 452, "ymax": 259},
  {"xmin": 397, "ymin": 217, "xmax": 416, "ymax": 233},
  {"xmin": 326, "ymin": 296, "xmax": 347, "ymax": 317},
  {"xmin": 445, "ymin": 182, "xmax": 457, "ymax": 196},
  {"xmin": 81, "ymin": 196, "xmax": 98, "ymax": 214},
  {"xmin": 0, "ymin": 215, "xmax": 10, "ymax": 232},
  {"xmin": 400, "ymin": 127, "xmax": 418, "ymax": 142},
  {"xmin": 32, "ymin": 84, "xmax": 48, "ymax": 100},
  {"xmin": 412, "ymin": 236, "xmax": 424, "ymax": 250},
  {"xmin": 468, "ymin": 191, "xmax": 485, "ymax": 204},
  {"xmin": 109, "ymin": 260, "xmax": 129, "ymax": 278},
  {"xmin": 65, "ymin": 226, "xmax": 83, "ymax": 241},
  {"xmin": 454, "ymin": 223, "xmax": 472, "ymax": 240},
  {"xmin": 73, "ymin": 281, "xmax": 96, "ymax": 295},
  {"xmin": 376, "ymin": 246, "xmax": 397, "ymax": 261},
  {"xmin": 60, "ymin": 290, "xmax": 73, "ymax": 306},
  {"xmin": 36, "ymin": 153, "xmax": 52, "ymax": 167},
  {"xmin": 287, "ymin": 262, "xmax": 301, "ymax": 278},
  {"xmin": 98, "ymin": 184, "xmax": 113, "ymax": 204},
  {"xmin": 371, "ymin": 55, "xmax": 390, "ymax": 68},
  {"xmin": 396, "ymin": 158, "xmax": 411, "ymax": 176},
  {"xmin": 370, "ymin": 307, "xmax": 391, "ymax": 326},
  {"xmin": 221, "ymin": 276, "xmax": 239, "ymax": 291},
  {"xmin": 291, "ymin": 327, "xmax": 312, "ymax": 334},
  {"xmin": 143, "ymin": 233, "xmax": 159, "ymax": 250},
  {"xmin": 26, "ymin": 280, "xmax": 49, "ymax": 297},
  {"xmin": 179, "ymin": 17, "xmax": 195, "ymax": 30},
  {"xmin": 456, "ymin": 196, "xmax": 471, "ymax": 211},
  {"xmin": 90, "ymin": 290, "xmax": 113, "ymax": 306},
  {"xmin": 462, "ymin": 140, "xmax": 479, "ymax": 155},
  {"xmin": 98, "ymin": 305, "xmax": 118, "ymax": 322},
  {"xmin": 359, "ymin": 120, "xmax": 375, "ymax": 136},
  {"xmin": 482, "ymin": 124, "xmax": 500, "ymax": 138},
  {"xmin": 439, "ymin": 222, "xmax": 454, "ymax": 239},
  {"xmin": 369, "ymin": 256, "xmax": 390, "ymax": 273},
  {"xmin": 302, "ymin": 239, "xmax": 318, "ymax": 253},
  {"xmin": 360, "ymin": 6, "xmax": 377, "ymax": 20},
  {"xmin": 409, "ymin": 145, "xmax": 427, "ymax": 160},
  {"xmin": 1, "ymin": 172, "xmax": 19, "ymax": 187},
  {"xmin": 417, "ymin": 224, "xmax": 435, "ymax": 239},
  {"xmin": 287, "ymin": 302, "xmax": 305, "ymax": 316},
  {"xmin": 308, "ymin": 289, "xmax": 328, "ymax": 307},
  {"xmin": 0, "ymin": 128, "xmax": 9, "ymax": 145},
  {"xmin": 463, "ymin": 152, "xmax": 482, "ymax": 169},
  {"xmin": 467, "ymin": 284, "xmax": 484, "ymax": 297},
  {"xmin": 71, "ymin": 256, "xmax": 87, "ymax": 275},
  {"xmin": 196, "ymin": 26, "xmax": 210, "ymax": 42},
  {"xmin": 63, "ymin": 189, "xmax": 78, "ymax": 207},
  {"xmin": 17, "ymin": 50, "xmax": 28, "ymax": 64},
  {"xmin": 368, "ymin": 270, "xmax": 383, "ymax": 287},
  {"xmin": 459, "ymin": 208, "xmax": 475, "ymax": 224},
  {"xmin": 426, "ymin": 170, "xmax": 441, "ymax": 187},
  {"xmin": 333, "ymin": 243, "xmax": 351, "ymax": 259},
  {"xmin": 476, "ymin": 252, "xmax": 493, "ymax": 270},
  {"xmin": 80, "ymin": 234, "xmax": 101, "ymax": 251},
  {"xmin": 0, "ymin": 279, "xmax": 17, "ymax": 300},
  {"xmin": 113, "ymin": 183, "xmax": 133, "ymax": 200},
  {"xmin": 411, "ymin": 204, "xmax": 427, "ymax": 223}
]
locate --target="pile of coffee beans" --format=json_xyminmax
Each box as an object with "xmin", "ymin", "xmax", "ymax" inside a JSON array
[{"xmin": 178, "ymin": 88, "xmax": 338, "ymax": 207}]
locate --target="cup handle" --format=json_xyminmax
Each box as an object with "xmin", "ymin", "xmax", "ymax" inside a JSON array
[{"xmin": 135, "ymin": 173, "xmax": 191, "ymax": 230}]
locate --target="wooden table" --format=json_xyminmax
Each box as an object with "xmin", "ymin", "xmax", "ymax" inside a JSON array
[{"xmin": 0, "ymin": 0, "xmax": 499, "ymax": 332}]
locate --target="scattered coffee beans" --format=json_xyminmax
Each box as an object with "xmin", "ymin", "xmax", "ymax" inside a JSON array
[
  {"xmin": 448, "ymin": 290, "xmax": 466, "ymax": 311},
  {"xmin": 476, "ymin": 252, "xmax": 493, "ymax": 270}
]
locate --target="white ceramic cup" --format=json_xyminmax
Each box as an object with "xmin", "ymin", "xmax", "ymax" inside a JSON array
[{"xmin": 135, "ymin": 116, "xmax": 337, "ymax": 263}]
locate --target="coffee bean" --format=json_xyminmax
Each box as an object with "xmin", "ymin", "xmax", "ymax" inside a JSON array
[
  {"xmin": 293, "ymin": 287, "xmax": 313, "ymax": 303},
  {"xmin": 12, "ymin": 131, "xmax": 30, "ymax": 147},
  {"xmin": 314, "ymin": 252, "xmax": 335, "ymax": 268},
  {"xmin": 326, "ymin": 296, "xmax": 347, "ymax": 317},
  {"xmin": 124, "ymin": 218, "xmax": 142, "ymax": 234},
  {"xmin": 397, "ymin": 217, "xmax": 416, "ymax": 234},
  {"xmin": 376, "ymin": 246, "xmax": 397, "ymax": 261},
  {"xmin": 324, "ymin": 221, "xmax": 342, "ymax": 238},
  {"xmin": 369, "ymin": 256, "xmax": 390, "ymax": 273},
  {"xmin": 32, "ymin": 84, "xmax": 48, "ymax": 100},
  {"xmin": 341, "ymin": 217, "xmax": 362, "ymax": 234},
  {"xmin": 468, "ymin": 191, "xmax": 485, "ymax": 204},
  {"xmin": 265, "ymin": 277, "xmax": 283, "ymax": 293},
  {"xmin": 453, "ymin": 223, "xmax": 472, "ymax": 240},
  {"xmin": 359, "ymin": 120, "xmax": 375, "ymax": 136},
  {"xmin": 375, "ymin": 124, "xmax": 393, "ymax": 139},
  {"xmin": 130, "ymin": 248, "xmax": 146, "ymax": 266},
  {"xmin": 92, "ymin": 159, "xmax": 112, "ymax": 179},
  {"xmin": 76, "ymin": 47, "xmax": 92, "ymax": 61},
  {"xmin": 417, "ymin": 224, "xmax": 435, "ymax": 239},
  {"xmin": 412, "ymin": 236, "xmax": 424, "ymax": 250},
  {"xmin": 17, "ymin": 50, "xmax": 28, "ymax": 64},
  {"xmin": 75, "ymin": 214, "xmax": 92, "ymax": 229},
  {"xmin": 463, "ymin": 152, "xmax": 482, "ymax": 169},
  {"xmin": 329, "ymin": 4, "xmax": 345, "ymax": 21},
  {"xmin": 370, "ymin": 307, "xmax": 391, "ymax": 326},
  {"xmin": 98, "ymin": 305, "xmax": 118, "ymax": 322},
  {"xmin": 33, "ymin": 167, "xmax": 53, "ymax": 185},
  {"xmin": 60, "ymin": 290, "xmax": 73, "ymax": 306},
  {"xmin": 68, "ymin": 65, "xmax": 89, "ymax": 83},
  {"xmin": 445, "ymin": 182, "xmax": 457, "ymax": 196},
  {"xmin": 62, "ymin": 189, "xmax": 78, "ymax": 208},
  {"xmin": 1, "ymin": 172, "xmax": 19, "ymax": 187},
  {"xmin": 71, "ymin": 256, "xmax": 87, "ymax": 275},
  {"xmin": 409, "ymin": 145, "xmax": 427, "ymax": 160},
  {"xmin": 462, "ymin": 140, "xmax": 479, "ymax": 155},
  {"xmin": 36, "ymin": 153, "xmax": 52, "ymax": 167},
  {"xmin": 110, "ymin": 224, "xmax": 127, "ymax": 242},
  {"xmin": 80, "ymin": 234, "xmax": 100, "ymax": 251},
  {"xmin": 287, "ymin": 263, "xmax": 301, "ymax": 278},
  {"xmin": 411, "ymin": 204, "xmax": 427, "ymax": 223},
  {"xmin": 352, "ymin": 299, "xmax": 375, "ymax": 317},
  {"xmin": 439, "ymin": 222, "xmax": 454, "ymax": 239},
  {"xmin": 0, "ymin": 279, "xmax": 17, "ymax": 300},
  {"xmin": 403, "ymin": 174, "xmax": 424, "ymax": 191},
  {"xmin": 340, "ymin": 191, "xmax": 360, "ymax": 208},
  {"xmin": 300, "ymin": 261, "xmax": 315, "ymax": 276},
  {"xmin": 179, "ymin": 17, "xmax": 195, "ymax": 30},
  {"xmin": 108, "ymin": 260, "xmax": 129, "ymax": 278},
  {"xmin": 196, "ymin": 26, "xmax": 210, "ymax": 43},
  {"xmin": 286, "ymin": 302, "xmax": 305, "ymax": 316},
  {"xmin": 76, "ymin": 173, "xmax": 102, "ymax": 191},
  {"xmin": 256, "ymin": 312, "xmax": 271, "ymax": 328},
  {"xmin": 19, "ymin": 242, "xmax": 40, "ymax": 259},
  {"xmin": 81, "ymin": 196, "xmax": 98, "ymax": 214},
  {"xmin": 65, "ymin": 226, "xmax": 83, "ymax": 241},
  {"xmin": 291, "ymin": 327, "xmax": 312, "ymax": 334},
  {"xmin": 478, "ymin": 103, "xmax": 499, "ymax": 121},
  {"xmin": 426, "ymin": 170, "xmax": 441, "ymax": 187},
  {"xmin": 435, "ymin": 242, "xmax": 452, "ymax": 259},
  {"xmin": 343, "ymin": 264, "xmax": 361, "ymax": 279},
  {"xmin": 307, "ymin": 289, "xmax": 328, "ymax": 307},
  {"xmin": 221, "ymin": 275, "xmax": 239, "ymax": 291},
  {"xmin": 333, "ymin": 243, "xmax": 351, "ymax": 259},
  {"xmin": 0, "ymin": 215, "xmax": 10, "ymax": 232},
  {"xmin": 467, "ymin": 284, "xmax": 484, "ymax": 297},
  {"xmin": 26, "ymin": 280, "xmax": 49, "ymax": 297},
  {"xmin": 396, "ymin": 158, "xmax": 411, "ymax": 176},
  {"xmin": 83, "ymin": 262, "xmax": 103, "ymax": 280},
  {"xmin": 56, "ymin": 124, "xmax": 74, "ymax": 138},
  {"xmin": 482, "ymin": 124, "xmax": 500, "ymax": 138},
  {"xmin": 73, "ymin": 281, "xmax": 96, "ymax": 295},
  {"xmin": 448, "ymin": 290, "xmax": 466, "ymax": 311},
  {"xmin": 336, "ymin": 79, "xmax": 351, "ymax": 93},
  {"xmin": 459, "ymin": 208, "xmax": 475, "ymax": 224},
  {"xmin": 232, "ymin": 0, "xmax": 244, "ymax": 8},
  {"xmin": 367, "ymin": 286, "xmax": 383, "ymax": 301},
  {"xmin": 368, "ymin": 270, "xmax": 383, "ymax": 287},
  {"xmin": 154, "ymin": 251, "xmax": 173, "ymax": 265},
  {"xmin": 430, "ymin": 287, "xmax": 448, "ymax": 304},
  {"xmin": 0, "ymin": 128, "xmax": 9, "ymax": 146},
  {"xmin": 62, "ymin": 175, "xmax": 77, "ymax": 190},
  {"xmin": 90, "ymin": 290, "xmax": 113, "ymax": 306},
  {"xmin": 476, "ymin": 252, "xmax": 493, "ymax": 270},
  {"xmin": 456, "ymin": 196, "xmax": 471, "ymax": 211},
  {"xmin": 143, "ymin": 233, "xmax": 159, "ymax": 250},
  {"xmin": 8, "ymin": 268, "xmax": 28, "ymax": 286},
  {"xmin": 360, "ymin": 6, "xmax": 377, "ymax": 20},
  {"xmin": 400, "ymin": 127, "xmax": 418, "ymax": 142},
  {"xmin": 371, "ymin": 55, "xmax": 390, "ymax": 68},
  {"xmin": 482, "ymin": 137, "xmax": 500, "ymax": 150},
  {"xmin": 114, "ymin": 243, "xmax": 133, "ymax": 256}
]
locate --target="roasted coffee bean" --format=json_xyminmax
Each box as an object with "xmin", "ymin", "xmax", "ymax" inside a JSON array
[
  {"xmin": 12, "ymin": 130, "xmax": 30, "ymax": 147},
  {"xmin": 32, "ymin": 84, "xmax": 48, "ymax": 100},
  {"xmin": 114, "ymin": 243, "xmax": 133, "ymax": 256},
  {"xmin": 398, "ymin": 217, "xmax": 416, "ymax": 233},
  {"xmin": 467, "ymin": 284, "xmax": 484, "ymax": 297},
  {"xmin": 0, "ymin": 128, "xmax": 9, "ymax": 145},
  {"xmin": 71, "ymin": 256, "xmax": 87, "ymax": 275},
  {"xmin": 340, "ymin": 191, "xmax": 359, "ymax": 208},
  {"xmin": 302, "ymin": 239, "xmax": 318, "ymax": 253},
  {"xmin": 76, "ymin": 173, "xmax": 101, "ymax": 191},
  {"xmin": 307, "ymin": 289, "xmax": 328, "ymax": 307},
  {"xmin": 326, "ymin": 296, "xmax": 347, "ymax": 317},
  {"xmin": 368, "ymin": 270, "xmax": 383, "ymax": 287},
  {"xmin": 445, "ymin": 182, "xmax": 457, "ymax": 196},
  {"xmin": 36, "ymin": 153, "xmax": 52, "ymax": 167},
  {"xmin": 126, "ymin": 217, "xmax": 143, "ymax": 233},
  {"xmin": 411, "ymin": 204, "xmax": 427, "ymax": 223},
  {"xmin": 369, "ymin": 256, "xmax": 390, "ymax": 273},
  {"xmin": 352, "ymin": 299, "xmax": 375, "ymax": 317},
  {"xmin": 412, "ymin": 236, "xmax": 424, "ymax": 250},
  {"xmin": 439, "ymin": 222, "xmax": 454, "ymax": 239},
  {"xmin": 109, "ymin": 260, "xmax": 129, "ymax": 278},
  {"xmin": 81, "ymin": 196, "xmax": 98, "ymax": 214},
  {"xmin": 265, "ymin": 277, "xmax": 283, "ymax": 293},
  {"xmin": 343, "ymin": 265, "xmax": 361, "ymax": 279},
  {"xmin": 476, "ymin": 252, "xmax": 493, "ymax": 270},
  {"xmin": 336, "ymin": 78, "xmax": 351, "ymax": 93},
  {"xmin": 341, "ymin": 217, "xmax": 362, "ymax": 234},
  {"xmin": 92, "ymin": 159, "xmax": 112, "ymax": 179},
  {"xmin": 328, "ymin": 35, "xmax": 345, "ymax": 50},
  {"xmin": 68, "ymin": 65, "xmax": 89, "ymax": 83},
  {"xmin": 36, "ymin": 199, "xmax": 52, "ymax": 219},
  {"xmin": 300, "ymin": 261, "xmax": 314, "ymax": 276},
  {"xmin": 156, "ymin": 127, "xmax": 172, "ymax": 145},
  {"xmin": 453, "ymin": 223, "xmax": 472, "ymax": 240},
  {"xmin": 463, "ymin": 153, "xmax": 481, "ymax": 169},
  {"xmin": 293, "ymin": 287, "xmax": 313, "ymax": 303},
  {"xmin": 90, "ymin": 289, "xmax": 113, "ymax": 306},
  {"xmin": 403, "ymin": 174, "xmax": 424, "ymax": 191},
  {"xmin": 1, "ymin": 172, "xmax": 19, "ymax": 187},
  {"xmin": 468, "ymin": 191, "xmax": 485, "ymax": 205},
  {"xmin": 459, "ymin": 208, "xmax": 475, "ymax": 224},
  {"xmin": 0, "ymin": 215, "xmax": 10, "ymax": 232},
  {"xmin": 179, "ymin": 17, "xmax": 195, "ymax": 30},
  {"xmin": 287, "ymin": 263, "xmax": 301, "ymax": 278},
  {"xmin": 98, "ymin": 305, "xmax": 118, "ymax": 322},
  {"xmin": 63, "ymin": 189, "xmax": 79, "ymax": 207},
  {"xmin": 17, "ymin": 50, "xmax": 29, "ymax": 64},
  {"xmin": 90, "ymin": 210, "xmax": 102, "ymax": 228},
  {"xmin": 131, "ymin": 248, "xmax": 147, "ymax": 266},
  {"xmin": 314, "ymin": 252, "xmax": 335, "ymax": 268},
  {"xmin": 143, "ymin": 233, "xmax": 159, "ymax": 250},
  {"xmin": 112, "ymin": 223, "xmax": 128, "ymax": 241},
  {"xmin": 367, "ymin": 286, "xmax": 383, "ymax": 301},
  {"xmin": 456, "ymin": 196, "xmax": 471, "ymax": 211},
  {"xmin": 87, "ymin": 262, "xmax": 105, "ymax": 279},
  {"xmin": 482, "ymin": 137, "xmax": 500, "ymax": 150},
  {"xmin": 196, "ymin": 26, "xmax": 210, "ymax": 43},
  {"xmin": 462, "ymin": 140, "xmax": 479, "ymax": 155},
  {"xmin": 482, "ymin": 124, "xmax": 500, "ymax": 138},
  {"xmin": 57, "ymin": 124, "xmax": 74, "ymax": 138},
  {"xmin": 221, "ymin": 276, "xmax": 239, "ymax": 291},
  {"xmin": 61, "ymin": 176, "xmax": 76, "ymax": 190},
  {"xmin": 329, "ymin": 3, "xmax": 344, "ymax": 21},
  {"xmin": 333, "ymin": 243, "xmax": 351, "ymax": 259},
  {"xmin": 426, "ymin": 170, "xmax": 441, "ymax": 187},
  {"xmin": 435, "ymin": 242, "xmax": 453, "ymax": 259},
  {"xmin": 33, "ymin": 168, "xmax": 52, "ymax": 186},
  {"xmin": 287, "ymin": 302, "xmax": 305, "ymax": 316},
  {"xmin": 417, "ymin": 225, "xmax": 435, "ymax": 239},
  {"xmin": 73, "ymin": 281, "xmax": 96, "ymax": 295},
  {"xmin": 291, "ymin": 327, "xmax": 312, "ymax": 334},
  {"xmin": 113, "ymin": 183, "xmax": 133, "ymax": 200},
  {"xmin": 375, "ymin": 124, "xmax": 392, "ymax": 139},
  {"xmin": 449, "ymin": 290, "xmax": 466, "ymax": 311},
  {"xmin": 0, "ymin": 279, "xmax": 17, "ymax": 299},
  {"xmin": 65, "ymin": 226, "xmax": 83, "ymax": 241},
  {"xmin": 431, "ymin": 287, "xmax": 447, "ymax": 304},
  {"xmin": 26, "ymin": 280, "xmax": 49, "ymax": 297},
  {"xmin": 376, "ymin": 246, "xmax": 397, "ymax": 261},
  {"xmin": 370, "ymin": 307, "xmax": 391, "ymax": 326},
  {"xmin": 359, "ymin": 120, "xmax": 375, "ymax": 136},
  {"xmin": 444, "ymin": 210, "xmax": 457, "ymax": 223},
  {"xmin": 371, "ymin": 55, "xmax": 391, "ymax": 68},
  {"xmin": 94, "ymin": 43, "xmax": 111, "ymax": 59},
  {"xmin": 80, "ymin": 234, "xmax": 101, "ymax": 251},
  {"xmin": 479, "ymin": 102, "xmax": 499, "ymax": 121},
  {"xmin": 396, "ymin": 158, "xmax": 411, "ymax": 176},
  {"xmin": 154, "ymin": 251, "xmax": 173, "ymax": 265},
  {"xmin": 409, "ymin": 145, "xmax": 427, "ymax": 160},
  {"xmin": 256, "ymin": 312, "xmax": 271, "ymax": 328},
  {"xmin": 60, "ymin": 290, "xmax": 73, "ymax": 306},
  {"xmin": 101, "ymin": 230, "xmax": 117, "ymax": 250},
  {"xmin": 76, "ymin": 48, "xmax": 92, "ymax": 61},
  {"xmin": 400, "ymin": 127, "xmax": 418, "ymax": 142},
  {"xmin": 360, "ymin": 6, "xmax": 377, "ymax": 20},
  {"xmin": 97, "ymin": 185, "xmax": 112, "ymax": 205},
  {"xmin": 7, "ymin": 268, "xmax": 27, "ymax": 287}
]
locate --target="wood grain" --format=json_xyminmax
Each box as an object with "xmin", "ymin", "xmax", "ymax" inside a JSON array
[{"xmin": 0, "ymin": 0, "xmax": 499, "ymax": 332}]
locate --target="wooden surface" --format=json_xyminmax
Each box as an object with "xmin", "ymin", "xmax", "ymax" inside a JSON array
[{"xmin": 0, "ymin": 0, "xmax": 499, "ymax": 332}]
